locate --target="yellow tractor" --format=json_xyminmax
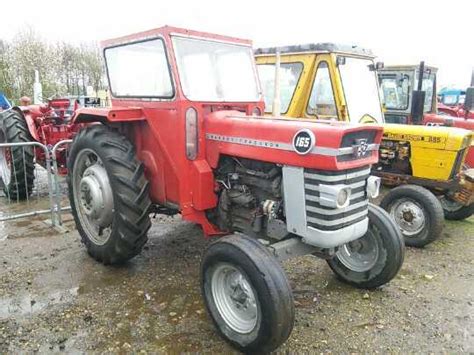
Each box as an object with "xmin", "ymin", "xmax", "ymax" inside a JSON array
[{"xmin": 255, "ymin": 44, "xmax": 474, "ymax": 247}]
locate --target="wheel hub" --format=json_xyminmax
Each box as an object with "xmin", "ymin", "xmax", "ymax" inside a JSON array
[
  {"xmin": 79, "ymin": 165, "xmax": 113, "ymax": 228},
  {"xmin": 336, "ymin": 231, "xmax": 379, "ymax": 272},
  {"xmin": 211, "ymin": 263, "xmax": 258, "ymax": 334},
  {"xmin": 391, "ymin": 199, "xmax": 426, "ymax": 236}
]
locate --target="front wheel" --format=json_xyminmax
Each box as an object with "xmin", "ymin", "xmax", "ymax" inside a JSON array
[
  {"xmin": 380, "ymin": 185, "xmax": 444, "ymax": 247},
  {"xmin": 201, "ymin": 234, "xmax": 294, "ymax": 353},
  {"xmin": 439, "ymin": 196, "xmax": 474, "ymax": 221},
  {"xmin": 327, "ymin": 204, "xmax": 405, "ymax": 289}
]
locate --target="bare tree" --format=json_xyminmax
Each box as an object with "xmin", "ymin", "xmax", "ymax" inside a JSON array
[{"xmin": 0, "ymin": 26, "xmax": 105, "ymax": 103}]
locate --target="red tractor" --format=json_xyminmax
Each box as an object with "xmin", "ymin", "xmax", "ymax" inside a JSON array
[
  {"xmin": 0, "ymin": 98, "xmax": 84, "ymax": 198},
  {"xmin": 66, "ymin": 26, "xmax": 404, "ymax": 352}
]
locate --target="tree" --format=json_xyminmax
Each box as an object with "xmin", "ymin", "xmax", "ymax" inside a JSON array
[{"xmin": 0, "ymin": 26, "xmax": 105, "ymax": 103}]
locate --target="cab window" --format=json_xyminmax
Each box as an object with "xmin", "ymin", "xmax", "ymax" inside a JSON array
[
  {"xmin": 307, "ymin": 62, "xmax": 337, "ymax": 118},
  {"xmin": 257, "ymin": 62, "xmax": 303, "ymax": 114}
]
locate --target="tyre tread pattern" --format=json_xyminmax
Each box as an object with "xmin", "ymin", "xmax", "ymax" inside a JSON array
[
  {"xmin": 67, "ymin": 125, "xmax": 151, "ymax": 264},
  {"xmin": 0, "ymin": 110, "xmax": 35, "ymax": 199}
]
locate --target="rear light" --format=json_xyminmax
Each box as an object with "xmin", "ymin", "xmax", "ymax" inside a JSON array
[
  {"xmin": 252, "ymin": 107, "xmax": 262, "ymax": 116},
  {"xmin": 185, "ymin": 107, "xmax": 198, "ymax": 160}
]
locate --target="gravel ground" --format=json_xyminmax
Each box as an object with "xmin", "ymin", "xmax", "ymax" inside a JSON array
[{"xmin": 0, "ymin": 189, "xmax": 473, "ymax": 353}]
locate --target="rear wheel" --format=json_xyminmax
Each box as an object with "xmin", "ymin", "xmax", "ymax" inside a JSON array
[
  {"xmin": 67, "ymin": 125, "xmax": 152, "ymax": 264},
  {"xmin": 201, "ymin": 234, "xmax": 294, "ymax": 353},
  {"xmin": 327, "ymin": 204, "xmax": 405, "ymax": 289},
  {"xmin": 439, "ymin": 197, "xmax": 474, "ymax": 221},
  {"xmin": 380, "ymin": 185, "xmax": 444, "ymax": 247},
  {"xmin": 0, "ymin": 110, "xmax": 35, "ymax": 199}
]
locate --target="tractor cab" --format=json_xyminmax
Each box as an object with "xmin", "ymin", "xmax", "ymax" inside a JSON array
[
  {"xmin": 255, "ymin": 43, "xmax": 384, "ymax": 124},
  {"xmin": 378, "ymin": 63, "xmax": 474, "ymax": 129},
  {"xmin": 378, "ymin": 63, "xmax": 437, "ymax": 124}
]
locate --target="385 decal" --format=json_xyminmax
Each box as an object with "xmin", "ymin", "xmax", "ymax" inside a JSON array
[{"xmin": 293, "ymin": 129, "xmax": 315, "ymax": 155}]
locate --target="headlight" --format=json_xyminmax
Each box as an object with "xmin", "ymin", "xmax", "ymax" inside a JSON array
[
  {"xmin": 366, "ymin": 176, "xmax": 381, "ymax": 199},
  {"xmin": 336, "ymin": 188, "xmax": 350, "ymax": 208},
  {"xmin": 319, "ymin": 184, "xmax": 351, "ymax": 209}
]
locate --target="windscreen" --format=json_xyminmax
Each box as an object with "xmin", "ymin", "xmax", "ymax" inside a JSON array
[
  {"xmin": 105, "ymin": 39, "xmax": 173, "ymax": 98},
  {"xmin": 257, "ymin": 62, "xmax": 303, "ymax": 113},
  {"xmin": 173, "ymin": 36, "xmax": 260, "ymax": 102},
  {"xmin": 338, "ymin": 57, "xmax": 383, "ymax": 123},
  {"xmin": 379, "ymin": 73, "xmax": 410, "ymax": 110}
]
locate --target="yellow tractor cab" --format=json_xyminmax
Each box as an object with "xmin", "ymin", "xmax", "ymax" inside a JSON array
[
  {"xmin": 255, "ymin": 43, "xmax": 383, "ymax": 124},
  {"xmin": 255, "ymin": 44, "xmax": 474, "ymax": 247}
]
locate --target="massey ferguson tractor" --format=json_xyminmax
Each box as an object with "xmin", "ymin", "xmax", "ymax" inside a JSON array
[
  {"xmin": 66, "ymin": 27, "xmax": 404, "ymax": 352},
  {"xmin": 255, "ymin": 44, "xmax": 474, "ymax": 248},
  {"xmin": 378, "ymin": 63, "xmax": 474, "ymax": 167},
  {"xmin": 0, "ymin": 98, "xmax": 84, "ymax": 198}
]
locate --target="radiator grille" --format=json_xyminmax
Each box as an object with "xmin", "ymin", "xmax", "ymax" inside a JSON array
[{"xmin": 304, "ymin": 166, "xmax": 370, "ymax": 231}]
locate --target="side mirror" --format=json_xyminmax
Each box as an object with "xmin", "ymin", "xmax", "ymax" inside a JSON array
[
  {"xmin": 411, "ymin": 90, "xmax": 426, "ymax": 124},
  {"xmin": 336, "ymin": 56, "xmax": 346, "ymax": 66},
  {"xmin": 464, "ymin": 87, "xmax": 474, "ymax": 112},
  {"xmin": 368, "ymin": 61, "xmax": 384, "ymax": 71}
]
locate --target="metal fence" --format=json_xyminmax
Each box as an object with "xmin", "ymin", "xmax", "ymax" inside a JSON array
[{"xmin": 0, "ymin": 140, "xmax": 72, "ymax": 228}]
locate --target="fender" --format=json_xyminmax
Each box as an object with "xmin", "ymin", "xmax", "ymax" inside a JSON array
[{"xmin": 73, "ymin": 107, "xmax": 146, "ymax": 124}]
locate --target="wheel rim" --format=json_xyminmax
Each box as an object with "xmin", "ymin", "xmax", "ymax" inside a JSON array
[
  {"xmin": 211, "ymin": 263, "xmax": 259, "ymax": 334},
  {"xmin": 336, "ymin": 230, "xmax": 379, "ymax": 272},
  {"xmin": 389, "ymin": 198, "xmax": 426, "ymax": 236},
  {"xmin": 439, "ymin": 196, "xmax": 463, "ymax": 212},
  {"xmin": 72, "ymin": 149, "xmax": 114, "ymax": 246},
  {"xmin": 0, "ymin": 147, "xmax": 11, "ymax": 186}
]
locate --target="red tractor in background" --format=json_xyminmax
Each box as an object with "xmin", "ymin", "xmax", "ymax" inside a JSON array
[
  {"xmin": 0, "ymin": 97, "xmax": 86, "ymax": 198},
  {"xmin": 65, "ymin": 26, "xmax": 404, "ymax": 352},
  {"xmin": 438, "ymin": 101, "xmax": 474, "ymax": 120}
]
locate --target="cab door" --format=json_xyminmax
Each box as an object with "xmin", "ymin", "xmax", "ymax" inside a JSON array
[{"xmin": 303, "ymin": 53, "xmax": 345, "ymax": 121}]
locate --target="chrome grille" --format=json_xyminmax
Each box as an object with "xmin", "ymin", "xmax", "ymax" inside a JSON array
[{"xmin": 304, "ymin": 166, "xmax": 370, "ymax": 231}]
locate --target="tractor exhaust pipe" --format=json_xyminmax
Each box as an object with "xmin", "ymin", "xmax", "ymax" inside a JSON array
[{"xmin": 272, "ymin": 51, "xmax": 281, "ymax": 116}]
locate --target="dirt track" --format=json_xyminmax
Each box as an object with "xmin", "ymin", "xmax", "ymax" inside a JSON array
[{"xmin": 0, "ymin": 197, "xmax": 473, "ymax": 353}]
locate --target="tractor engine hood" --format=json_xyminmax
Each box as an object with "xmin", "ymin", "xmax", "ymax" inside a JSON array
[
  {"xmin": 383, "ymin": 123, "xmax": 472, "ymax": 151},
  {"xmin": 204, "ymin": 111, "xmax": 383, "ymax": 171}
]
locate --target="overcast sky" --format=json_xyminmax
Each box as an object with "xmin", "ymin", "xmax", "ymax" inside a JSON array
[{"xmin": 1, "ymin": 0, "xmax": 473, "ymax": 88}]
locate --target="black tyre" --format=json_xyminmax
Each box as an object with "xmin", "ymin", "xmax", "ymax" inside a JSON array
[
  {"xmin": 380, "ymin": 185, "xmax": 444, "ymax": 247},
  {"xmin": 0, "ymin": 110, "xmax": 35, "ymax": 199},
  {"xmin": 439, "ymin": 197, "xmax": 474, "ymax": 221},
  {"xmin": 327, "ymin": 204, "xmax": 405, "ymax": 289},
  {"xmin": 67, "ymin": 125, "xmax": 152, "ymax": 264},
  {"xmin": 201, "ymin": 234, "xmax": 294, "ymax": 353}
]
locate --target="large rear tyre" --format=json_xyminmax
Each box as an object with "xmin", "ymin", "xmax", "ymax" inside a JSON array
[
  {"xmin": 67, "ymin": 125, "xmax": 152, "ymax": 264},
  {"xmin": 201, "ymin": 234, "xmax": 294, "ymax": 353},
  {"xmin": 327, "ymin": 204, "xmax": 405, "ymax": 289},
  {"xmin": 439, "ymin": 197, "xmax": 474, "ymax": 221},
  {"xmin": 0, "ymin": 110, "xmax": 35, "ymax": 199},
  {"xmin": 380, "ymin": 185, "xmax": 444, "ymax": 247}
]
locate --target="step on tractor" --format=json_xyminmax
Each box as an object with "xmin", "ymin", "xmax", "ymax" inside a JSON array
[
  {"xmin": 0, "ymin": 98, "xmax": 85, "ymax": 198},
  {"xmin": 66, "ymin": 26, "xmax": 404, "ymax": 352},
  {"xmin": 255, "ymin": 44, "xmax": 474, "ymax": 247},
  {"xmin": 378, "ymin": 63, "xmax": 474, "ymax": 167}
]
